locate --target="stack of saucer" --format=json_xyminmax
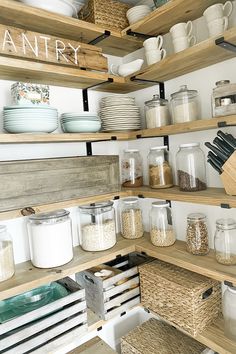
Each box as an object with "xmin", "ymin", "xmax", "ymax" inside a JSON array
[{"xmin": 100, "ymin": 96, "xmax": 141, "ymax": 132}]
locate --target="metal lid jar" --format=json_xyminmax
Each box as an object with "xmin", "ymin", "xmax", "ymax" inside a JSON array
[
  {"xmin": 148, "ymin": 146, "xmax": 173, "ymax": 189},
  {"xmin": 214, "ymin": 218, "xmax": 236, "ymax": 265},
  {"xmin": 176, "ymin": 143, "xmax": 207, "ymax": 192},
  {"xmin": 0, "ymin": 225, "xmax": 15, "ymax": 282},
  {"xmin": 150, "ymin": 201, "xmax": 175, "ymax": 247},
  {"xmin": 186, "ymin": 213, "xmax": 209, "ymax": 255},
  {"xmin": 120, "ymin": 198, "xmax": 144, "ymax": 239},
  {"xmin": 78, "ymin": 201, "xmax": 116, "ymax": 252},
  {"xmin": 27, "ymin": 209, "xmax": 73, "ymax": 268},
  {"xmin": 145, "ymin": 94, "xmax": 170, "ymax": 129},
  {"xmin": 121, "ymin": 149, "xmax": 143, "ymax": 188},
  {"xmin": 170, "ymin": 85, "xmax": 200, "ymax": 124}
]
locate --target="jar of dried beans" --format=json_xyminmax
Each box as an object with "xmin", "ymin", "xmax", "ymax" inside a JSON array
[
  {"xmin": 120, "ymin": 198, "xmax": 144, "ymax": 239},
  {"xmin": 148, "ymin": 146, "xmax": 173, "ymax": 189},
  {"xmin": 121, "ymin": 150, "xmax": 143, "ymax": 187},
  {"xmin": 78, "ymin": 201, "xmax": 116, "ymax": 252},
  {"xmin": 0, "ymin": 225, "xmax": 15, "ymax": 282},
  {"xmin": 186, "ymin": 213, "xmax": 209, "ymax": 255},
  {"xmin": 176, "ymin": 143, "xmax": 207, "ymax": 192},
  {"xmin": 150, "ymin": 201, "xmax": 175, "ymax": 246},
  {"xmin": 214, "ymin": 218, "xmax": 236, "ymax": 265}
]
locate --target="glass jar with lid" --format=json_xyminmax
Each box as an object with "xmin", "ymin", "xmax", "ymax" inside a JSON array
[
  {"xmin": 212, "ymin": 80, "xmax": 236, "ymax": 117},
  {"xmin": 121, "ymin": 149, "xmax": 143, "ymax": 188},
  {"xmin": 145, "ymin": 94, "xmax": 170, "ymax": 129},
  {"xmin": 78, "ymin": 201, "xmax": 116, "ymax": 252},
  {"xmin": 176, "ymin": 143, "xmax": 207, "ymax": 192},
  {"xmin": 150, "ymin": 201, "xmax": 175, "ymax": 246},
  {"xmin": 0, "ymin": 225, "xmax": 15, "ymax": 282},
  {"xmin": 148, "ymin": 146, "xmax": 173, "ymax": 189},
  {"xmin": 27, "ymin": 209, "xmax": 73, "ymax": 268},
  {"xmin": 120, "ymin": 198, "xmax": 144, "ymax": 239},
  {"xmin": 186, "ymin": 213, "xmax": 209, "ymax": 255},
  {"xmin": 214, "ymin": 218, "xmax": 236, "ymax": 265},
  {"xmin": 223, "ymin": 284, "xmax": 236, "ymax": 340},
  {"xmin": 170, "ymin": 85, "xmax": 200, "ymax": 124}
]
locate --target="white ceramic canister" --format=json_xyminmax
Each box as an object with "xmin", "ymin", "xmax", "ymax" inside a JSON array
[{"xmin": 27, "ymin": 209, "xmax": 73, "ymax": 268}]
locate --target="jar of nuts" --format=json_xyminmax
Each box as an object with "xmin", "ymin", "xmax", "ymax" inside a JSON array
[
  {"xmin": 186, "ymin": 213, "xmax": 209, "ymax": 255},
  {"xmin": 120, "ymin": 198, "xmax": 144, "ymax": 239},
  {"xmin": 150, "ymin": 201, "xmax": 175, "ymax": 247},
  {"xmin": 214, "ymin": 218, "xmax": 236, "ymax": 265}
]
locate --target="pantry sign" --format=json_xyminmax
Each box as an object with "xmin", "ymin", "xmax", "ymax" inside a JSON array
[{"xmin": 0, "ymin": 24, "xmax": 107, "ymax": 72}]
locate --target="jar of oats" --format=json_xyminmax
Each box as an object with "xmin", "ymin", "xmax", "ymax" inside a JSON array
[
  {"xmin": 120, "ymin": 198, "xmax": 144, "ymax": 239},
  {"xmin": 214, "ymin": 219, "xmax": 236, "ymax": 265},
  {"xmin": 186, "ymin": 213, "xmax": 209, "ymax": 255},
  {"xmin": 78, "ymin": 201, "xmax": 116, "ymax": 252},
  {"xmin": 150, "ymin": 201, "xmax": 175, "ymax": 247}
]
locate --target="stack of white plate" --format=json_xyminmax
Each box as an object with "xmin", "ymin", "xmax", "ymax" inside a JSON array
[
  {"xmin": 61, "ymin": 112, "xmax": 101, "ymax": 133},
  {"xmin": 126, "ymin": 5, "xmax": 152, "ymax": 25},
  {"xmin": 3, "ymin": 106, "xmax": 58, "ymax": 133},
  {"xmin": 100, "ymin": 96, "xmax": 141, "ymax": 132}
]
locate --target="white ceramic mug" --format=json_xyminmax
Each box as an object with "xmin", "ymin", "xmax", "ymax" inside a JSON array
[
  {"xmin": 203, "ymin": 1, "xmax": 233, "ymax": 22},
  {"xmin": 143, "ymin": 35, "xmax": 164, "ymax": 51},
  {"xmin": 172, "ymin": 35, "xmax": 196, "ymax": 53},
  {"xmin": 170, "ymin": 21, "xmax": 193, "ymax": 39},
  {"xmin": 207, "ymin": 16, "xmax": 228, "ymax": 36},
  {"xmin": 145, "ymin": 48, "xmax": 166, "ymax": 65}
]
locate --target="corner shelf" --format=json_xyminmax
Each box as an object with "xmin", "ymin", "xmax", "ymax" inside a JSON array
[
  {"xmin": 0, "ymin": 0, "xmax": 142, "ymax": 57},
  {"xmin": 122, "ymin": 0, "xmax": 227, "ymax": 38}
]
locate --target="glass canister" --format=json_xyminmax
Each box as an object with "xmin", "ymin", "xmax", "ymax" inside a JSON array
[
  {"xmin": 148, "ymin": 146, "xmax": 173, "ymax": 189},
  {"xmin": 121, "ymin": 149, "xmax": 143, "ymax": 188},
  {"xmin": 0, "ymin": 225, "xmax": 15, "ymax": 282},
  {"xmin": 176, "ymin": 143, "xmax": 207, "ymax": 192},
  {"xmin": 27, "ymin": 209, "xmax": 73, "ymax": 268},
  {"xmin": 214, "ymin": 218, "xmax": 236, "ymax": 265},
  {"xmin": 212, "ymin": 80, "xmax": 236, "ymax": 117},
  {"xmin": 120, "ymin": 198, "xmax": 144, "ymax": 239},
  {"xmin": 170, "ymin": 85, "xmax": 200, "ymax": 124},
  {"xmin": 145, "ymin": 94, "xmax": 170, "ymax": 129},
  {"xmin": 186, "ymin": 213, "xmax": 209, "ymax": 255},
  {"xmin": 223, "ymin": 285, "xmax": 236, "ymax": 340},
  {"xmin": 78, "ymin": 201, "xmax": 116, "ymax": 252},
  {"xmin": 150, "ymin": 201, "xmax": 175, "ymax": 246}
]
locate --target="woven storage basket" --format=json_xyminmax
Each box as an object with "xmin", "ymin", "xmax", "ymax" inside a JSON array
[
  {"xmin": 78, "ymin": 0, "xmax": 130, "ymax": 31},
  {"xmin": 139, "ymin": 260, "xmax": 221, "ymax": 337},
  {"xmin": 121, "ymin": 318, "xmax": 206, "ymax": 354}
]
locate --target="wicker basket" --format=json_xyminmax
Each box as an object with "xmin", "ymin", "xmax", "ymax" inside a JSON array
[
  {"xmin": 139, "ymin": 260, "xmax": 221, "ymax": 337},
  {"xmin": 121, "ymin": 318, "xmax": 206, "ymax": 354},
  {"xmin": 78, "ymin": 0, "xmax": 130, "ymax": 31}
]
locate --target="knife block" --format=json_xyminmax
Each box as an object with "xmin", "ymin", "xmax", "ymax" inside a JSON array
[{"xmin": 220, "ymin": 151, "xmax": 236, "ymax": 195}]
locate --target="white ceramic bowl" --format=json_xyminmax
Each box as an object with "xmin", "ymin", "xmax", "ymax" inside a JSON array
[
  {"xmin": 19, "ymin": 0, "xmax": 77, "ymax": 17},
  {"xmin": 126, "ymin": 5, "xmax": 151, "ymax": 16},
  {"xmin": 62, "ymin": 121, "xmax": 101, "ymax": 133}
]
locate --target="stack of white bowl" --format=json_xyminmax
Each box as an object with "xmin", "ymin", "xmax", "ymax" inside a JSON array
[
  {"xmin": 100, "ymin": 96, "xmax": 141, "ymax": 132},
  {"xmin": 3, "ymin": 106, "xmax": 58, "ymax": 133},
  {"xmin": 18, "ymin": 0, "xmax": 79, "ymax": 17},
  {"xmin": 61, "ymin": 112, "xmax": 101, "ymax": 133},
  {"xmin": 126, "ymin": 5, "xmax": 152, "ymax": 25}
]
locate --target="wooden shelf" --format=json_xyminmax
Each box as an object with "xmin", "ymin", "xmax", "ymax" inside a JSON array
[
  {"xmin": 133, "ymin": 185, "xmax": 236, "ymax": 208},
  {"xmin": 0, "ymin": 0, "xmax": 141, "ymax": 57},
  {"xmin": 137, "ymin": 234, "xmax": 236, "ymax": 284},
  {"xmin": 0, "ymin": 115, "xmax": 235, "ymax": 145},
  {"xmin": 132, "ymin": 27, "xmax": 236, "ymax": 83},
  {"xmin": 122, "ymin": 0, "xmax": 226, "ymax": 38}
]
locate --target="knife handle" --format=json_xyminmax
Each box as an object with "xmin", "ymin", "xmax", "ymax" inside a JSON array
[
  {"xmin": 207, "ymin": 159, "xmax": 222, "ymax": 174},
  {"xmin": 217, "ymin": 130, "xmax": 236, "ymax": 149},
  {"xmin": 207, "ymin": 151, "xmax": 224, "ymax": 168},
  {"xmin": 205, "ymin": 142, "xmax": 229, "ymax": 162},
  {"xmin": 213, "ymin": 137, "xmax": 234, "ymax": 156}
]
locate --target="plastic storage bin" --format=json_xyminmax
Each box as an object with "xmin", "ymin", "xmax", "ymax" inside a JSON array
[{"xmin": 78, "ymin": 201, "xmax": 116, "ymax": 252}]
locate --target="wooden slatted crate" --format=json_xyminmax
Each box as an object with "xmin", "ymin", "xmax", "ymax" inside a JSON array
[
  {"xmin": 0, "ymin": 278, "xmax": 87, "ymax": 353},
  {"xmin": 76, "ymin": 253, "xmax": 152, "ymax": 320}
]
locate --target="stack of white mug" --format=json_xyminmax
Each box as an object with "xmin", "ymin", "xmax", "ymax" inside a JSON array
[
  {"xmin": 170, "ymin": 20, "xmax": 196, "ymax": 53},
  {"xmin": 203, "ymin": 1, "xmax": 233, "ymax": 37},
  {"xmin": 143, "ymin": 35, "xmax": 166, "ymax": 66}
]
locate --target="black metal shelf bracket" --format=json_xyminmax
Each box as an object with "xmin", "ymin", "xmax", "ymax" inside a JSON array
[
  {"xmin": 215, "ymin": 37, "xmax": 236, "ymax": 53},
  {"xmin": 88, "ymin": 30, "xmax": 111, "ymax": 45},
  {"xmin": 220, "ymin": 203, "xmax": 231, "ymax": 209},
  {"xmin": 130, "ymin": 76, "xmax": 162, "ymax": 85},
  {"xmin": 217, "ymin": 121, "xmax": 236, "ymax": 128},
  {"xmin": 86, "ymin": 142, "xmax": 92, "ymax": 156},
  {"xmin": 126, "ymin": 29, "xmax": 153, "ymax": 40},
  {"xmin": 163, "ymin": 135, "xmax": 169, "ymax": 149}
]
